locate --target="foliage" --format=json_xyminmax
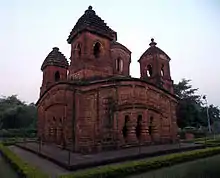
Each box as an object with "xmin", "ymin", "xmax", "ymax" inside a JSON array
[
  {"xmin": 174, "ymin": 79, "xmax": 220, "ymax": 129},
  {"xmin": 59, "ymin": 147, "xmax": 220, "ymax": 178},
  {"xmin": 132, "ymin": 154, "xmax": 220, "ymax": 178},
  {"xmin": 178, "ymin": 129, "xmax": 206, "ymax": 139},
  {"xmin": 0, "ymin": 95, "xmax": 37, "ymax": 129},
  {"xmin": 0, "ymin": 138, "xmax": 22, "ymax": 146},
  {"xmin": 0, "ymin": 128, "xmax": 37, "ymax": 138},
  {"xmin": 0, "ymin": 143, "xmax": 49, "ymax": 178},
  {"xmin": 194, "ymin": 135, "xmax": 220, "ymax": 147}
]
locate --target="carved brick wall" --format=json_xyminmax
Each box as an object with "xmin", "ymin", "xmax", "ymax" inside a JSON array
[
  {"xmin": 68, "ymin": 32, "xmax": 113, "ymax": 80},
  {"xmin": 37, "ymin": 84, "xmax": 73, "ymax": 147},
  {"xmin": 110, "ymin": 46, "xmax": 131, "ymax": 76},
  {"xmin": 37, "ymin": 80, "xmax": 177, "ymax": 153},
  {"xmin": 40, "ymin": 66, "xmax": 67, "ymax": 96},
  {"xmin": 73, "ymin": 80, "xmax": 177, "ymax": 153}
]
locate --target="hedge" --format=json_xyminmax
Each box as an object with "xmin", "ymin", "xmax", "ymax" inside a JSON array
[
  {"xmin": 0, "ymin": 128, "xmax": 37, "ymax": 138},
  {"xmin": 0, "ymin": 143, "xmax": 49, "ymax": 178},
  {"xmin": 195, "ymin": 138, "xmax": 220, "ymax": 147},
  {"xmin": 178, "ymin": 130, "xmax": 206, "ymax": 140},
  {"xmin": 59, "ymin": 147, "xmax": 220, "ymax": 178},
  {"xmin": 1, "ymin": 138, "xmax": 19, "ymax": 146}
]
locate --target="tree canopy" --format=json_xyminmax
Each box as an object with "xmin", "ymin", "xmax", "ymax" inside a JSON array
[
  {"xmin": 174, "ymin": 79, "xmax": 220, "ymax": 130},
  {"xmin": 0, "ymin": 95, "xmax": 37, "ymax": 129}
]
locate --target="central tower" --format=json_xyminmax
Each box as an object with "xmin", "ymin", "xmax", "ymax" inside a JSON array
[{"xmin": 67, "ymin": 6, "xmax": 117, "ymax": 80}]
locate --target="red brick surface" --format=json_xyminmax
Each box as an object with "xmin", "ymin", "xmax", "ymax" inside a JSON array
[
  {"xmin": 37, "ymin": 17, "xmax": 178, "ymax": 154},
  {"xmin": 37, "ymin": 79, "xmax": 178, "ymax": 153}
]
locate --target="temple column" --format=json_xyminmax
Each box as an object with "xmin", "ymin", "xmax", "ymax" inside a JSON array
[
  {"xmin": 127, "ymin": 119, "xmax": 138, "ymax": 144},
  {"xmin": 140, "ymin": 121, "xmax": 151, "ymax": 144},
  {"xmin": 152, "ymin": 116, "xmax": 160, "ymax": 143}
]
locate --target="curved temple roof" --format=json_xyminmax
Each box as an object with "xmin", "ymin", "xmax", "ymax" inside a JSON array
[
  {"xmin": 139, "ymin": 38, "xmax": 171, "ymax": 61},
  {"xmin": 41, "ymin": 47, "xmax": 69, "ymax": 71},
  {"xmin": 67, "ymin": 6, "xmax": 116, "ymax": 43}
]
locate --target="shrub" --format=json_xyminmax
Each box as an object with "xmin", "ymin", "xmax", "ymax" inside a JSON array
[
  {"xmin": 178, "ymin": 129, "xmax": 206, "ymax": 140},
  {"xmin": 1, "ymin": 138, "xmax": 19, "ymax": 146},
  {"xmin": 0, "ymin": 128, "xmax": 37, "ymax": 138},
  {"xmin": 59, "ymin": 147, "xmax": 220, "ymax": 178},
  {"xmin": 195, "ymin": 138, "xmax": 220, "ymax": 147},
  {"xmin": 0, "ymin": 143, "xmax": 49, "ymax": 178}
]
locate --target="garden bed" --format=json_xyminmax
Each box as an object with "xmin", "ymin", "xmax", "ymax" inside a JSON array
[
  {"xmin": 128, "ymin": 154, "xmax": 220, "ymax": 178},
  {"xmin": 59, "ymin": 147, "xmax": 220, "ymax": 178},
  {"xmin": 16, "ymin": 142, "xmax": 205, "ymax": 171},
  {"xmin": 0, "ymin": 143, "xmax": 49, "ymax": 178}
]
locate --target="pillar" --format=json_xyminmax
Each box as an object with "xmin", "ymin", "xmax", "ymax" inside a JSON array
[
  {"xmin": 140, "ymin": 121, "xmax": 151, "ymax": 144},
  {"xmin": 127, "ymin": 119, "xmax": 138, "ymax": 144}
]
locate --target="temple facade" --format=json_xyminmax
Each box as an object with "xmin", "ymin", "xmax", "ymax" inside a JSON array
[{"xmin": 36, "ymin": 6, "xmax": 178, "ymax": 153}]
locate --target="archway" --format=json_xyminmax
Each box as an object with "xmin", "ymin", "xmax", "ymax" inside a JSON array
[
  {"xmin": 136, "ymin": 115, "xmax": 142, "ymax": 139},
  {"xmin": 75, "ymin": 43, "xmax": 81, "ymax": 57},
  {"xmin": 146, "ymin": 65, "xmax": 153, "ymax": 77},
  {"xmin": 161, "ymin": 64, "xmax": 164, "ymax": 76},
  {"xmin": 149, "ymin": 116, "xmax": 154, "ymax": 138},
  {"xmin": 93, "ymin": 42, "xmax": 101, "ymax": 58},
  {"xmin": 54, "ymin": 71, "xmax": 60, "ymax": 82},
  {"xmin": 116, "ymin": 57, "xmax": 123, "ymax": 72},
  {"xmin": 122, "ymin": 115, "xmax": 129, "ymax": 139}
]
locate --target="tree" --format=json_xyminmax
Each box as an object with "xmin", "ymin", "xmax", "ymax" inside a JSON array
[
  {"xmin": 200, "ymin": 104, "xmax": 220, "ymax": 126},
  {"xmin": 174, "ymin": 78, "xmax": 220, "ymax": 129},
  {"xmin": 174, "ymin": 79, "xmax": 201, "ymax": 128},
  {"xmin": 0, "ymin": 95, "xmax": 37, "ymax": 129}
]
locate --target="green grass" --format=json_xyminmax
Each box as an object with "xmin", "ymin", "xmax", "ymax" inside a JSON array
[
  {"xmin": 0, "ymin": 143, "xmax": 49, "ymax": 178},
  {"xmin": 182, "ymin": 135, "xmax": 220, "ymax": 145},
  {"xmin": 0, "ymin": 155, "xmax": 18, "ymax": 178},
  {"xmin": 59, "ymin": 147, "xmax": 220, "ymax": 178},
  {"xmin": 130, "ymin": 154, "xmax": 220, "ymax": 178}
]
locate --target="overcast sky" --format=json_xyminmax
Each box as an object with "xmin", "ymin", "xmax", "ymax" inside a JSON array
[{"xmin": 0, "ymin": 0, "xmax": 219, "ymax": 106}]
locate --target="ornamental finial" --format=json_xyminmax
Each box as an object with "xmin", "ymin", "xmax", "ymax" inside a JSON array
[
  {"xmin": 149, "ymin": 38, "xmax": 157, "ymax": 46},
  {"xmin": 88, "ymin": 6, "xmax": 92, "ymax": 10}
]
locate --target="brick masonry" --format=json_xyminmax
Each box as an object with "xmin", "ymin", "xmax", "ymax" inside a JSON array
[{"xmin": 36, "ymin": 6, "xmax": 178, "ymax": 154}]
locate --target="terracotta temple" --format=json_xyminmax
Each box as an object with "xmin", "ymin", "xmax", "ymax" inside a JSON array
[{"xmin": 36, "ymin": 6, "xmax": 178, "ymax": 153}]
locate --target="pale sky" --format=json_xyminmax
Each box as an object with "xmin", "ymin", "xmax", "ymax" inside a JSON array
[{"xmin": 0, "ymin": 0, "xmax": 219, "ymax": 106}]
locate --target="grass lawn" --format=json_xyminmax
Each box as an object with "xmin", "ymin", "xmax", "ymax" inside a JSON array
[
  {"xmin": 0, "ymin": 155, "xmax": 18, "ymax": 178},
  {"xmin": 129, "ymin": 154, "xmax": 220, "ymax": 178}
]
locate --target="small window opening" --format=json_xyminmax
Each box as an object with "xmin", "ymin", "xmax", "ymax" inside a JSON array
[
  {"xmin": 161, "ymin": 64, "xmax": 164, "ymax": 76},
  {"xmin": 75, "ymin": 44, "xmax": 81, "ymax": 57},
  {"xmin": 136, "ymin": 115, "xmax": 142, "ymax": 139},
  {"xmin": 93, "ymin": 42, "xmax": 101, "ymax": 58},
  {"xmin": 147, "ymin": 65, "xmax": 153, "ymax": 77},
  {"xmin": 150, "ymin": 116, "xmax": 153, "ymax": 125},
  {"xmin": 149, "ymin": 116, "xmax": 154, "ymax": 136},
  {"xmin": 122, "ymin": 115, "xmax": 129, "ymax": 139},
  {"xmin": 116, "ymin": 57, "xmax": 123, "ymax": 72},
  {"xmin": 55, "ymin": 71, "xmax": 60, "ymax": 82}
]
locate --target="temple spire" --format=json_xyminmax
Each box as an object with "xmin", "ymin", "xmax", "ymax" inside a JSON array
[{"xmin": 149, "ymin": 38, "xmax": 157, "ymax": 47}]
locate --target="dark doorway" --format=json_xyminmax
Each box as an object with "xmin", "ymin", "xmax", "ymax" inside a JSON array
[
  {"xmin": 149, "ymin": 116, "xmax": 154, "ymax": 136},
  {"xmin": 122, "ymin": 115, "xmax": 129, "ymax": 139},
  {"xmin": 54, "ymin": 71, "xmax": 60, "ymax": 82},
  {"xmin": 93, "ymin": 42, "xmax": 101, "ymax": 58},
  {"xmin": 136, "ymin": 115, "xmax": 142, "ymax": 139}
]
